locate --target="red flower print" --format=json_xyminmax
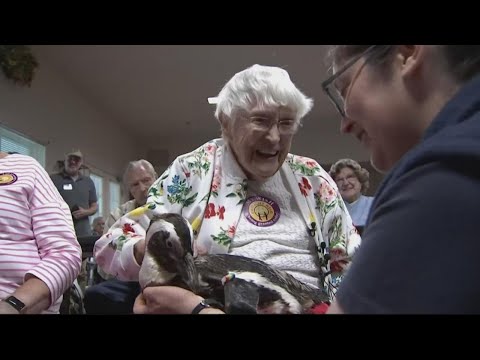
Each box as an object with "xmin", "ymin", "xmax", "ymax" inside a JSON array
[
  {"xmin": 211, "ymin": 170, "xmax": 221, "ymax": 193},
  {"xmin": 298, "ymin": 177, "xmax": 312, "ymax": 197},
  {"xmin": 330, "ymin": 260, "xmax": 348, "ymax": 273},
  {"xmin": 227, "ymin": 225, "xmax": 236, "ymax": 238},
  {"xmin": 329, "ymin": 248, "xmax": 348, "ymax": 272},
  {"xmin": 217, "ymin": 206, "xmax": 225, "ymax": 220},
  {"xmin": 319, "ymin": 181, "xmax": 337, "ymax": 203},
  {"xmin": 299, "ymin": 183, "xmax": 308, "ymax": 196},
  {"xmin": 306, "ymin": 160, "xmax": 317, "ymax": 168},
  {"xmin": 204, "ymin": 203, "xmax": 217, "ymax": 219},
  {"xmin": 302, "ymin": 177, "xmax": 312, "ymax": 190},
  {"xmin": 122, "ymin": 223, "xmax": 135, "ymax": 234}
]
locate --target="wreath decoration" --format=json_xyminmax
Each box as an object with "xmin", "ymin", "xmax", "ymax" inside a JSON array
[{"xmin": 0, "ymin": 45, "xmax": 39, "ymax": 87}]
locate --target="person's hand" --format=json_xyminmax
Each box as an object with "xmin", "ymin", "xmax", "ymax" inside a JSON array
[
  {"xmin": 134, "ymin": 286, "xmax": 204, "ymax": 314},
  {"xmin": 72, "ymin": 207, "xmax": 89, "ymax": 220},
  {"xmin": 0, "ymin": 300, "xmax": 20, "ymax": 314}
]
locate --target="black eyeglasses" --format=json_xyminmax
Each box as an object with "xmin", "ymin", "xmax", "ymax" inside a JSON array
[{"xmin": 321, "ymin": 45, "xmax": 378, "ymax": 117}]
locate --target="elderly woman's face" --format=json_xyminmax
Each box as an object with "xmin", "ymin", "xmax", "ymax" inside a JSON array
[
  {"xmin": 335, "ymin": 166, "xmax": 362, "ymax": 203},
  {"xmin": 223, "ymin": 105, "xmax": 297, "ymax": 181},
  {"xmin": 127, "ymin": 166, "xmax": 156, "ymax": 206},
  {"xmin": 93, "ymin": 218, "xmax": 105, "ymax": 234}
]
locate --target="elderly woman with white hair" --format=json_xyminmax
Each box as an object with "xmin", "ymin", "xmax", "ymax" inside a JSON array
[
  {"xmin": 329, "ymin": 159, "xmax": 374, "ymax": 227},
  {"xmin": 94, "ymin": 64, "xmax": 361, "ymax": 314}
]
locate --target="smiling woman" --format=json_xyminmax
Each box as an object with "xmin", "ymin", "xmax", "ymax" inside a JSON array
[
  {"xmin": 93, "ymin": 64, "xmax": 362, "ymax": 313},
  {"xmin": 323, "ymin": 45, "xmax": 480, "ymax": 314},
  {"xmin": 329, "ymin": 158, "xmax": 374, "ymax": 227}
]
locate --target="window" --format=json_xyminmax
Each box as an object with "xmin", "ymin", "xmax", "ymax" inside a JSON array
[
  {"xmin": 0, "ymin": 125, "xmax": 45, "ymax": 166},
  {"xmin": 90, "ymin": 173, "xmax": 104, "ymax": 222},
  {"xmin": 88, "ymin": 172, "xmax": 121, "ymax": 225},
  {"xmin": 109, "ymin": 181, "xmax": 121, "ymax": 215}
]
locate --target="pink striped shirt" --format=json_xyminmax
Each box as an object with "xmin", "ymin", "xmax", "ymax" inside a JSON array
[{"xmin": 0, "ymin": 154, "xmax": 82, "ymax": 313}]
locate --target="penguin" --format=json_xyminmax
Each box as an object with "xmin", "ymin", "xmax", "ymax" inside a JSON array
[{"xmin": 139, "ymin": 213, "xmax": 329, "ymax": 314}]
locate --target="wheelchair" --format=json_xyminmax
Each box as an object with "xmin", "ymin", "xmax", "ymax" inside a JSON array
[{"xmin": 60, "ymin": 235, "xmax": 100, "ymax": 315}]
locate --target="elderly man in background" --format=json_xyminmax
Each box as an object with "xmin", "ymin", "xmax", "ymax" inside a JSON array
[
  {"xmin": 50, "ymin": 149, "xmax": 98, "ymax": 313},
  {"xmin": 83, "ymin": 160, "xmax": 157, "ymax": 314},
  {"xmin": 51, "ymin": 150, "xmax": 98, "ymax": 238}
]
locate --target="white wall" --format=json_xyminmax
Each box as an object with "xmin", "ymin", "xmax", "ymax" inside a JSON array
[{"xmin": 0, "ymin": 59, "xmax": 147, "ymax": 179}]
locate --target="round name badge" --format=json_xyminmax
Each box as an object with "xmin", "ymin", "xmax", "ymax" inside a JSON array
[
  {"xmin": 243, "ymin": 195, "xmax": 281, "ymax": 227},
  {"xmin": 0, "ymin": 172, "xmax": 18, "ymax": 186}
]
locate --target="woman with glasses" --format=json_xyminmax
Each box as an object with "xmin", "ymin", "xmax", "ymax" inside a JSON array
[
  {"xmin": 322, "ymin": 45, "xmax": 480, "ymax": 314},
  {"xmin": 329, "ymin": 159, "xmax": 374, "ymax": 228},
  {"xmin": 94, "ymin": 64, "xmax": 361, "ymax": 313}
]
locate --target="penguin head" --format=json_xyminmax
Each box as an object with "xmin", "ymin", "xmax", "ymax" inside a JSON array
[{"xmin": 144, "ymin": 213, "xmax": 199, "ymax": 291}]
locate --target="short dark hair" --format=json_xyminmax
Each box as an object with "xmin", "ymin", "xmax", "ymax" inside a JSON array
[
  {"xmin": 327, "ymin": 45, "xmax": 480, "ymax": 83},
  {"xmin": 327, "ymin": 45, "xmax": 394, "ymax": 69},
  {"xmin": 439, "ymin": 45, "xmax": 480, "ymax": 82}
]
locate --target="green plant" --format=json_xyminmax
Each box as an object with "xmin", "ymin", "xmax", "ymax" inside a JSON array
[{"xmin": 0, "ymin": 45, "xmax": 39, "ymax": 87}]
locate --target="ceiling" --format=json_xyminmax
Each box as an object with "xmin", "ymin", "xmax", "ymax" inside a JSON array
[{"xmin": 32, "ymin": 45, "xmax": 368, "ymax": 162}]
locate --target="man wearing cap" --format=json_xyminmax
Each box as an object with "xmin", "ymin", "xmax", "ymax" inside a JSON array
[{"xmin": 51, "ymin": 150, "xmax": 98, "ymax": 237}]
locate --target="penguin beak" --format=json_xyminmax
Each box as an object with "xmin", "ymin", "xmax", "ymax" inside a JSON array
[{"xmin": 178, "ymin": 252, "xmax": 199, "ymax": 293}]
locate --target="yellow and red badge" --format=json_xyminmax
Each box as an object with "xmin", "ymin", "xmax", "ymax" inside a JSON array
[
  {"xmin": 243, "ymin": 195, "xmax": 281, "ymax": 227},
  {"xmin": 0, "ymin": 172, "xmax": 17, "ymax": 186}
]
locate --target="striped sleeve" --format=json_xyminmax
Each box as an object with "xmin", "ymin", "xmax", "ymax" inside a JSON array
[{"xmin": 27, "ymin": 159, "xmax": 82, "ymax": 305}]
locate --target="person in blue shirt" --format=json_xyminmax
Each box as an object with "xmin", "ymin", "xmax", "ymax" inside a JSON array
[
  {"xmin": 322, "ymin": 45, "xmax": 480, "ymax": 314},
  {"xmin": 329, "ymin": 158, "xmax": 374, "ymax": 228}
]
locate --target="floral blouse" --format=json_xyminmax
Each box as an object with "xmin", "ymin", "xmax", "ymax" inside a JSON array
[{"xmin": 94, "ymin": 139, "xmax": 361, "ymax": 297}]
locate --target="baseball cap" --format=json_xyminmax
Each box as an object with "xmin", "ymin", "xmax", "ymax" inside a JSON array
[{"xmin": 66, "ymin": 149, "xmax": 83, "ymax": 159}]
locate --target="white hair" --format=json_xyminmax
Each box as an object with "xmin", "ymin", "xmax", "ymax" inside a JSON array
[
  {"xmin": 122, "ymin": 159, "xmax": 158, "ymax": 189},
  {"xmin": 214, "ymin": 64, "xmax": 313, "ymax": 123},
  {"xmin": 92, "ymin": 216, "xmax": 104, "ymax": 228}
]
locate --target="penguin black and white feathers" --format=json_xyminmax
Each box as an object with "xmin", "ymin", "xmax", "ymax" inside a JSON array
[
  {"xmin": 194, "ymin": 254, "xmax": 329, "ymax": 314},
  {"xmin": 139, "ymin": 213, "xmax": 329, "ymax": 314},
  {"xmin": 139, "ymin": 213, "xmax": 198, "ymax": 291}
]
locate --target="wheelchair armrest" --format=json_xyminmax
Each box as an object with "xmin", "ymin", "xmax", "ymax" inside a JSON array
[{"xmin": 77, "ymin": 235, "xmax": 100, "ymax": 257}]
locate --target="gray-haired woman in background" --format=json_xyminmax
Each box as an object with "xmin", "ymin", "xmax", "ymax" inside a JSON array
[{"xmin": 329, "ymin": 158, "xmax": 374, "ymax": 227}]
